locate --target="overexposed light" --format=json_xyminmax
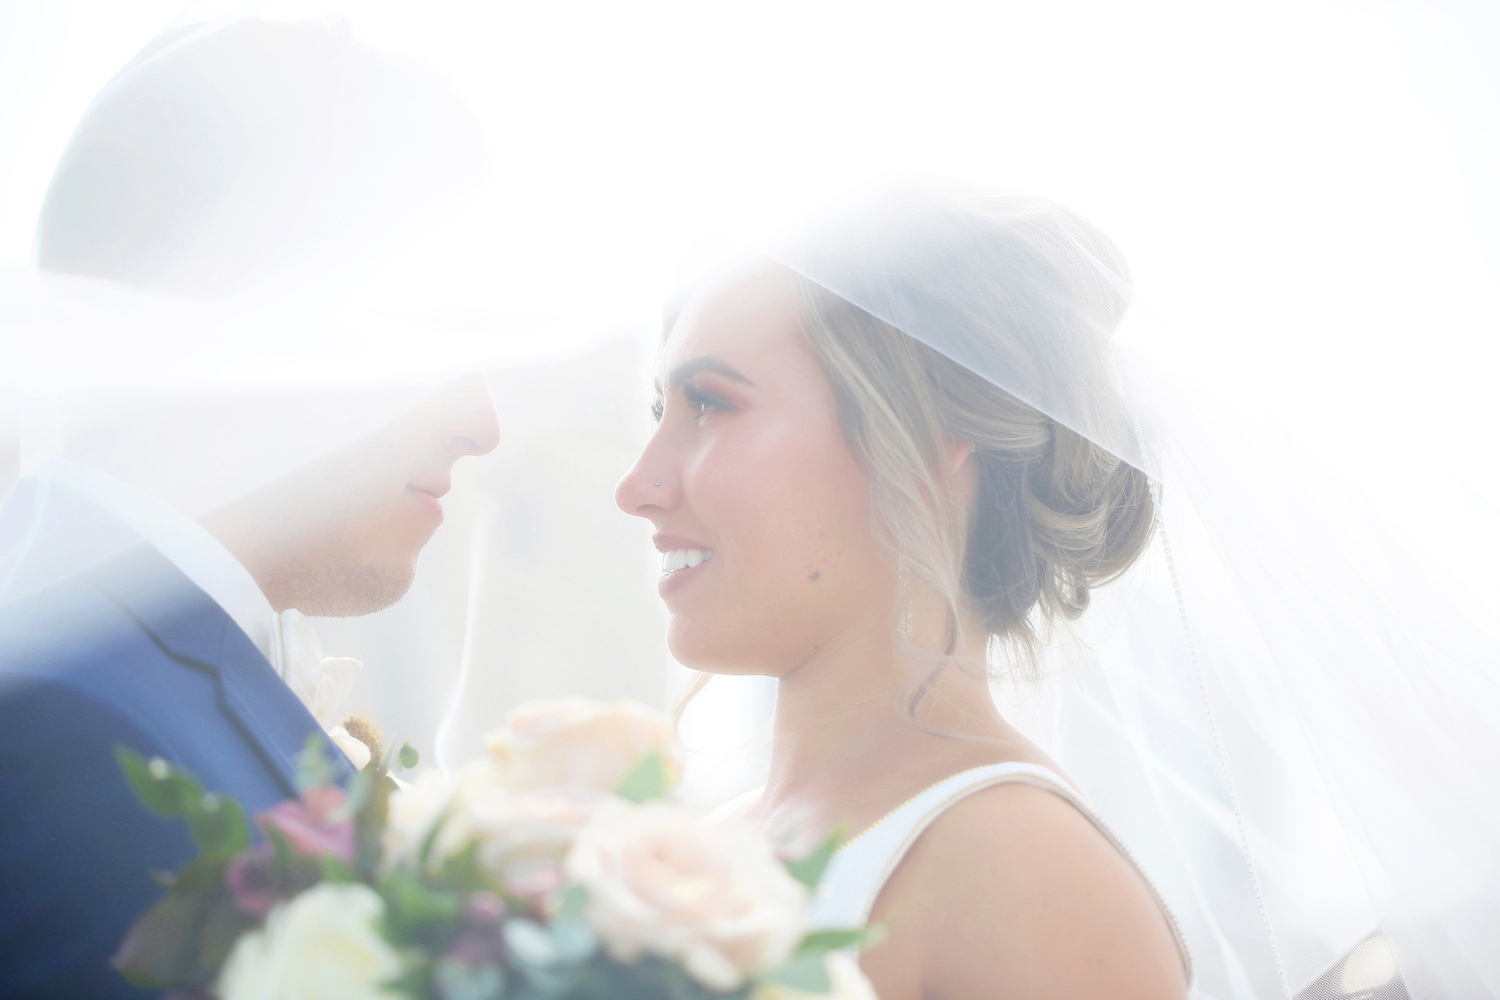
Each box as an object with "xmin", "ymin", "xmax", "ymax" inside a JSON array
[{"xmin": 1341, "ymin": 934, "xmax": 1399, "ymax": 993}]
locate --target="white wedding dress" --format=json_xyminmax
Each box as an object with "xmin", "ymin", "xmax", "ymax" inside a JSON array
[{"xmin": 720, "ymin": 761, "xmax": 1194, "ymax": 983}]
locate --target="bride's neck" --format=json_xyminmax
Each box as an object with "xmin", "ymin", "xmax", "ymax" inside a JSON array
[{"xmin": 763, "ymin": 598, "xmax": 1001, "ymax": 803}]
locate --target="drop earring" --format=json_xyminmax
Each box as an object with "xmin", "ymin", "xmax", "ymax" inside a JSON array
[{"xmin": 897, "ymin": 555, "xmax": 912, "ymax": 640}]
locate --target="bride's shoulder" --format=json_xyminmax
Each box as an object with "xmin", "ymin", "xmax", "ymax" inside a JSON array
[{"xmin": 870, "ymin": 780, "xmax": 1188, "ymax": 999}]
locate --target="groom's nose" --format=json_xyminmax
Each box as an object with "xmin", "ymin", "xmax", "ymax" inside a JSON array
[{"xmin": 432, "ymin": 372, "xmax": 501, "ymax": 460}]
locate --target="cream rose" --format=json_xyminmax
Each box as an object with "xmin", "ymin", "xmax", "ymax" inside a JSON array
[
  {"xmin": 382, "ymin": 763, "xmax": 483, "ymax": 869},
  {"xmin": 216, "ymin": 883, "xmax": 402, "ymax": 1000},
  {"xmin": 469, "ymin": 786, "xmax": 600, "ymax": 879},
  {"xmin": 565, "ymin": 799, "xmax": 809, "ymax": 992},
  {"xmin": 385, "ymin": 760, "xmax": 600, "ymax": 882},
  {"xmin": 753, "ymin": 952, "xmax": 880, "ymax": 1000},
  {"xmin": 483, "ymin": 698, "xmax": 681, "ymax": 795}
]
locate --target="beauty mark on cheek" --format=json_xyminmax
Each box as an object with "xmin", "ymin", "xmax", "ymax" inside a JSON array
[{"xmin": 808, "ymin": 571, "xmax": 821, "ymax": 582}]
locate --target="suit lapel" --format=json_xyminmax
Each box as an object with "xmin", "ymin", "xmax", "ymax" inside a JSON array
[{"xmin": 87, "ymin": 544, "xmax": 354, "ymax": 799}]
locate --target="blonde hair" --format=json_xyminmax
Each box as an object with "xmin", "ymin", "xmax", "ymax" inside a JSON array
[{"xmin": 796, "ymin": 277, "xmax": 1155, "ymax": 682}]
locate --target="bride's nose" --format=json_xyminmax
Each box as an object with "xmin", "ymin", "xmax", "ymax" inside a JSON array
[{"xmin": 615, "ymin": 442, "xmax": 679, "ymax": 518}]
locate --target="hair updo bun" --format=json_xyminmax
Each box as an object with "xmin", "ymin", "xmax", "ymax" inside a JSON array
[
  {"xmin": 794, "ymin": 215, "xmax": 1155, "ymax": 675},
  {"xmin": 962, "ymin": 388, "xmax": 1155, "ymax": 638}
]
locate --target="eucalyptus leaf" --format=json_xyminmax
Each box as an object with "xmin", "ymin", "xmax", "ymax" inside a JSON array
[
  {"xmin": 784, "ymin": 827, "xmax": 844, "ymax": 889},
  {"xmin": 795, "ymin": 926, "xmax": 877, "ymax": 955},
  {"xmin": 761, "ymin": 952, "xmax": 832, "ymax": 993},
  {"xmin": 504, "ymin": 918, "xmax": 561, "ymax": 967},
  {"xmin": 336, "ymin": 771, "xmax": 371, "ymax": 821},
  {"xmin": 548, "ymin": 917, "xmax": 598, "ymax": 962},
  {"xmin": 556, "ymin": 885, "xmax": 589, "ymax": 921},
  {"xmin": 295, "ymin": 734, "xmax": 334, "ymax": 792},
  {"xmin": 613, "ymin": 751, "xmax": 669, "ymax": 803},
  {"xmin": 433, "ymin": 954, "xmax": 506, "ymax": 1000}
]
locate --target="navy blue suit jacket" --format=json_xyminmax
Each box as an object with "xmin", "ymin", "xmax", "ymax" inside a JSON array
[{"xmin": 0, "ymin": 543, "xmax": 352, "ymax": 999}]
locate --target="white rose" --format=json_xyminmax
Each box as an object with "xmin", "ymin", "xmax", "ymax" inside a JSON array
[
  {"xmin": 753, "ymin": 952, "xmax": 880, "ymax": 1000},
  {"xmin": 565, "ymin": 799, "xmax": 809, "ymax": 992},
  {"xmin": 382, "ymin": 763, "xmax": 479, "ymax": 868},
  {"xmin": 483, "ymin": 698, "xmax": 681, "ymax": 795},
  {"xmin": 470, "ymin": 786, "xmax": 600, "ymax": 878},
  {"xmin": 385, "ymin": 762, "xmax": 600, "ymax": 879},
  {"xmin": 216, "ymin": 883, "xmax": 402, "ymax": 1000}
]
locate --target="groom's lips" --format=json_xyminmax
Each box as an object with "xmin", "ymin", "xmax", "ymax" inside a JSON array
[{"xmin": 408, "ymin": 484, "xmax": 446, "ymax": 525}]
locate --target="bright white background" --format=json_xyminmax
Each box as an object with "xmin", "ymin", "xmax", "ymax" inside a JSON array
[{"xmin": 2, "ymin": 0, "xmax": 1496, "ymax": 797}]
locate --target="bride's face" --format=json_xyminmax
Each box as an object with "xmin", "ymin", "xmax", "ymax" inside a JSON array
[{"xmin": 616, "ymin": 263, "xmax": 895, "ymax": 676}]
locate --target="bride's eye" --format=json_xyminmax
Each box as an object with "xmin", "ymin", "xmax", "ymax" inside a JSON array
[{"xmin": 682, "ymin": 381, "xmax": 730, "ymax": 418}]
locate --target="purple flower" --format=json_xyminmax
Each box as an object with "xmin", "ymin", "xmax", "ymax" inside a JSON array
[
  {"xmin": 463, "ymin": 890, "xmax": 508, "ymax": 927},
  {"xmin": 257, "ymin": 785, "xmax": 355, "ymax": 862},
  {"xmin": 225, "ymin": 848, "xmax": 279, "ymax": 916}
]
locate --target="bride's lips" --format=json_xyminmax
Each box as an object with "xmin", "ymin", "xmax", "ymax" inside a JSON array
[{"xmin": 654, "ymin": 533, "xmax": 715, "ymax": 599}]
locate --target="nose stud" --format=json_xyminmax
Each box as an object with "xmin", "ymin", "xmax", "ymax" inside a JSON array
[{"xmin": 654, "ymin": 480, "xmax": 662, "ymax": 487}]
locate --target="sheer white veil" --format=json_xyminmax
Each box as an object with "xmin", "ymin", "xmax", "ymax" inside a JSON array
[
  {"xmin": 0, "ymin": 5, "xmax": 502, "ymax": 603},
  {"xmin": 768, "ymin": 181, "xmax": 1499, "ymax": 1000}
]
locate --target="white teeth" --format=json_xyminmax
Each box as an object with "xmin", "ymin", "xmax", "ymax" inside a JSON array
[{"xmin": 661, "ymin": 548, "xmax": 714, "ymax": 574}]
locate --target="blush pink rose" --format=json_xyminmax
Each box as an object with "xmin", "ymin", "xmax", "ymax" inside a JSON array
[
  {"xmin": 483, "ymin": 698, "xmax": 681, "ymax": 795},
  {"xmin": 257, "ymin": 785, "xmax": 355, "ymax": 862},
  {"xmin": 566, "ymin": 799, "xmax": 809, "ymax": 992}
]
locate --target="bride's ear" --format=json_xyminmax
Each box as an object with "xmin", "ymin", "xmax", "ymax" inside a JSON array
[
  {"xmin": 945, "ymin": 439, "xmax": 979, "ymax": 511},
  {"xmin": 946, "ymin": 439, "xmax": 977, "ymax": 476}
]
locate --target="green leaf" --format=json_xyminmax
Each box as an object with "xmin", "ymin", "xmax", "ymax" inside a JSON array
[
  {"xmin": 379, "ymin": 732, "xmax": 404, "ymax": 775},
  {"xmin": 186, "ymin": 791, "xmax": 250, "ymax": 861},
  {"xmin": 433, "ymin": 954, "xmax": 506, "ymax": 1000},
  {"xmin": 111, "ymin": 883, "xmax": 207, "ymax": 988},
  {"xmin": 613, "ymin": 751, "xmax": 669, "ymax": 803},
  {"xmin": 380, "ymin": 868, "xmax": 460, "ymax": 936},
  {"xmin": 761, "ymin": 951, "xmax": 832, "ymax": 993},
  {"xmin": 504, "ymin": 918, "xmax": 561, "ymax": 967},
  {"xmin": 295, "ymin": 734, "xmax": 334, "ymax": 792},
  {"xmin": 116, "ymin": 746, "xmax": 205, "ymax": 819},
  {"xmin": 556, "ymin": 885, "xmax": 589, "ymax": 921},
  {"xmin": 547, "ymin": 917, "xmax": 598, "ymax": 963},
  {"xmin": 398, "ymin": 742, "xmax": 420, "ymax": 770},
  {"xmin": 784, "ymin": 827, "xmax": 845, "ymax": 889},
  {"xmin": 794, "ymin": 927, "xmax": 878, "ymax": 955},
  {"xmin": 111, "ymin": 856, "xmax": 250, "ymax": 991},
  {"xmin": 319, "ymin": 856, "xmax": 360, "ymax": 883}
]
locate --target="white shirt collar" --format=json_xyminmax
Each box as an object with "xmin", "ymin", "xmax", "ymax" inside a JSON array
[{"xmin": 31, "ymin": 461, "xmax": 275, "ymax": 661}]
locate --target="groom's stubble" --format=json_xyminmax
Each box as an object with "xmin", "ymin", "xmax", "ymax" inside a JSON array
[{"xmin": 257, "ymin": 556, "xmax": 416, "ymax": 618}]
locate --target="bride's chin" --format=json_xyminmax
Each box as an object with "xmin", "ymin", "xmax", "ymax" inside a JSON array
[{"xmin": 666, "ymin": 624, "xmax": 772, "ymax": 677}]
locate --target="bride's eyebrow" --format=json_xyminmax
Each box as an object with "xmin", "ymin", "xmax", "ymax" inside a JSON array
[{"xmin": 659, "ymin": 356, "xmax": 755, "ymax": 394}]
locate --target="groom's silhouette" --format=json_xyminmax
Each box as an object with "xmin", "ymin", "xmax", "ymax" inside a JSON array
[{"xmin": 0, "ymin": 18, "xmax": 497, "ymax": 1000}]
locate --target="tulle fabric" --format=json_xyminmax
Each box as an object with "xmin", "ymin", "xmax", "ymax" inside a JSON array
[
  {"xmin": 3, "ymin": 5, "xmax": 1496, "ymax": 998},
  {"xmin": 768, "ymin": 182, "xmax": 1500, "ymax": 998}
]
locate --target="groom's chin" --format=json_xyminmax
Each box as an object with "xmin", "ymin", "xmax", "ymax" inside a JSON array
[{"xmin": 266, "ymin": 559, "xmax": 417, "ymax": 617}]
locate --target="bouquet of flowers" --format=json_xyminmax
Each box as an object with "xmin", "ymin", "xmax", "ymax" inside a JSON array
[{"xmin": 112, "ymin": 698, "xmax": 877, "ymax": 1000}]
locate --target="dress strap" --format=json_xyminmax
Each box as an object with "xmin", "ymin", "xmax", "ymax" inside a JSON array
[{"xmin": 804, "ymin": 761, "xmax": 1192, "ymax": 982}]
